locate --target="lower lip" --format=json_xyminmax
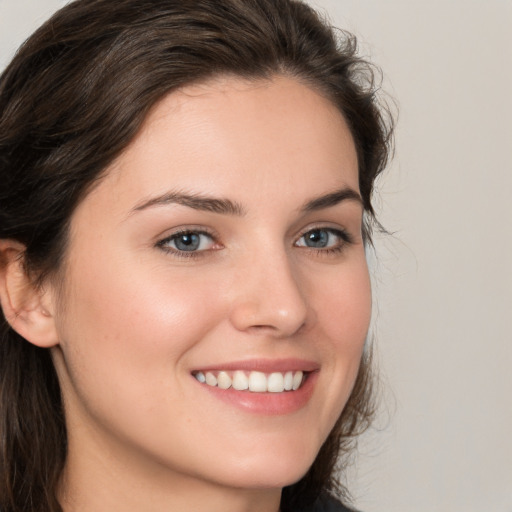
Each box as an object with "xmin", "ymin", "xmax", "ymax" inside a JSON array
[{"xmin": 195, "ymin": 372, "xmax": 318, "ymax": 415}]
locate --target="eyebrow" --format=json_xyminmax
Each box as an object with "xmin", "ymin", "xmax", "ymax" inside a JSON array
[
  {"xmin": 302, "ymin": 187, "xmax": 363, "ymax": 211},
  {"xmin": 130, "ymin": 186, "xmax": 362, "ymax": 217},
  {"xmin": 131, "ymin": 191, "xmax": 245, "ymax": 216}
]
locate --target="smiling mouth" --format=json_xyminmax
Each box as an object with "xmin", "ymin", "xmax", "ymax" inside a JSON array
[{"xmin": 192, "ymin": 370, "xmax": 307, "ymax": 393}]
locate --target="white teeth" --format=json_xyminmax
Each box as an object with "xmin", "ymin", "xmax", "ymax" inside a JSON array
[
  {"xmin": 292, "ymin": 371, "xmax": 303, "ymax": 391},
  {"xmin": 284, "ymin": 371, "xmax": 293, "ymax": 391},
  {"xmin": 194, "ymin": 370, "xmax": 306, "ymax": 393},
  {"xmin": 248, "ymin": 371, "xmax": 267, "ymax": 392},
  {"xmin": 267, "ymin": 372, "xmax": 285, "ymax": 393},
  {"xmin": 205, "ymin": 372, "xmax": 217, "ymax": 386},
  {"xmin": 217, "ymin": 371, "xmax": 232, "ymax": 389},
  {"xmin": 232, "ymin": 370, "xmax": 249, "ymax": 390}
]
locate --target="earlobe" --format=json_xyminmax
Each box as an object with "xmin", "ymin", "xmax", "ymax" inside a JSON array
[{"xmin": 0, "ymin": 240, "xmax": 59, "ymax": 348}]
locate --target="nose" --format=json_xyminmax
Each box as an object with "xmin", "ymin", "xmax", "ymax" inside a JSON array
[{"xmin": 229, "ymin": 250, "xmax": 309, "ymax": 338}]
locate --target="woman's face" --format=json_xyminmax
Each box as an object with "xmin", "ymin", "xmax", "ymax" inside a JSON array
[{"xmin": 51, "ymin": 76, "xmax": 371, "ymax": 496}]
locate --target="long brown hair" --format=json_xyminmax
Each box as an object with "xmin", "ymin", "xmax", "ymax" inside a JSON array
[{"xmin": 0, "ymin": 1, "xmax": 393, "ymax": 510}]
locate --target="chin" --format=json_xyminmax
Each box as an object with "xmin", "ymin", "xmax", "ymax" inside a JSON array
[
  {"xmin": 217, "ymin": 465, "xmax": 310, "ymax": 491},
  {"xmin": 206, "ymin": 439, "xmax": 319, "ymax": 490}
]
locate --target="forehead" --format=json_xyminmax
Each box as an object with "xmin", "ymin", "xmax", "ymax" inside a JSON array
[{"xmin": 76, "ymin": 75, "xmax": 359, "ymax": 220}]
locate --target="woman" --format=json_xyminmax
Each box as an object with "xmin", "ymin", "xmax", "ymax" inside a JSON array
[{"xmin": 0, "ymin": 0, "xmax": 393, "ymax": 511}]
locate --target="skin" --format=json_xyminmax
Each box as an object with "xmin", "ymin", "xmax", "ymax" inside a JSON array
[{"xmin": 31, "ymin": 76, "xmax": 370, "ymax": 511}]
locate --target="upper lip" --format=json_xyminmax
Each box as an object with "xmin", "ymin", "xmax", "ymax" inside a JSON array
[{"xmin": 192, "ymin": 358, "xmax": 320, "ymax": 373}]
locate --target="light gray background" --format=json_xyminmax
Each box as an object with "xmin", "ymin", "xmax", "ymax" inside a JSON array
[{"xmin": 1, "ymin": 1, "xmax": 511, "ymax": 511}]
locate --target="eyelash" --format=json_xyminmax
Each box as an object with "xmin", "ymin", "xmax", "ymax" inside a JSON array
[
  {"xmin": 156, "ymin": 226, "xmax": 353, "ymax": 259},
  {"xmin": 296, "ymin": 227, "xmax": 354, "ymax": 256},
  {"xmin": 156, "ymin": 228, "xmax": 218, "ymax": 259}
]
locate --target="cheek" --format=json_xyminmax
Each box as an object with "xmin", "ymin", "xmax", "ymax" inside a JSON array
[
  {"xmin": 308, "ymin": 256, "xmax": 372, "ymax": 422},
  {"xmin": 314, "ymin": 257, "xmax": 372, "ymax": 347},
  {"xmin": 53, "ymin": 249, "xmax": 232, "ymax": 462},
  {"xmin": 65, "ymin": 245, "xmax": 218, "ymax": 338},
  {"xmin": 54, "ymin": 248, "xmax": 226, "ymax": 401}
]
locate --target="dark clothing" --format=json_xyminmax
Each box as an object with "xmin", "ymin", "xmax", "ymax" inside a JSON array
[{"xmin": 305, "ymin": 494, "xmax": 356, "ymax": 512}]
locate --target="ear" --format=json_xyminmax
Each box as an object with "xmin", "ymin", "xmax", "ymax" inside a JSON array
[{"xmin": 0, "ymin": 240, "xmax": 59, "ymax": 348}]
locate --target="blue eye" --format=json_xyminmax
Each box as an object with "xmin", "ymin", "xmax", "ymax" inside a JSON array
[
  {"xmin": 158, "ymin": 231, "xmax": 215, "ymax": 253},
  {"xmin": 296, "ymin": 228, "xmax": 350, "ymax": 251}
]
